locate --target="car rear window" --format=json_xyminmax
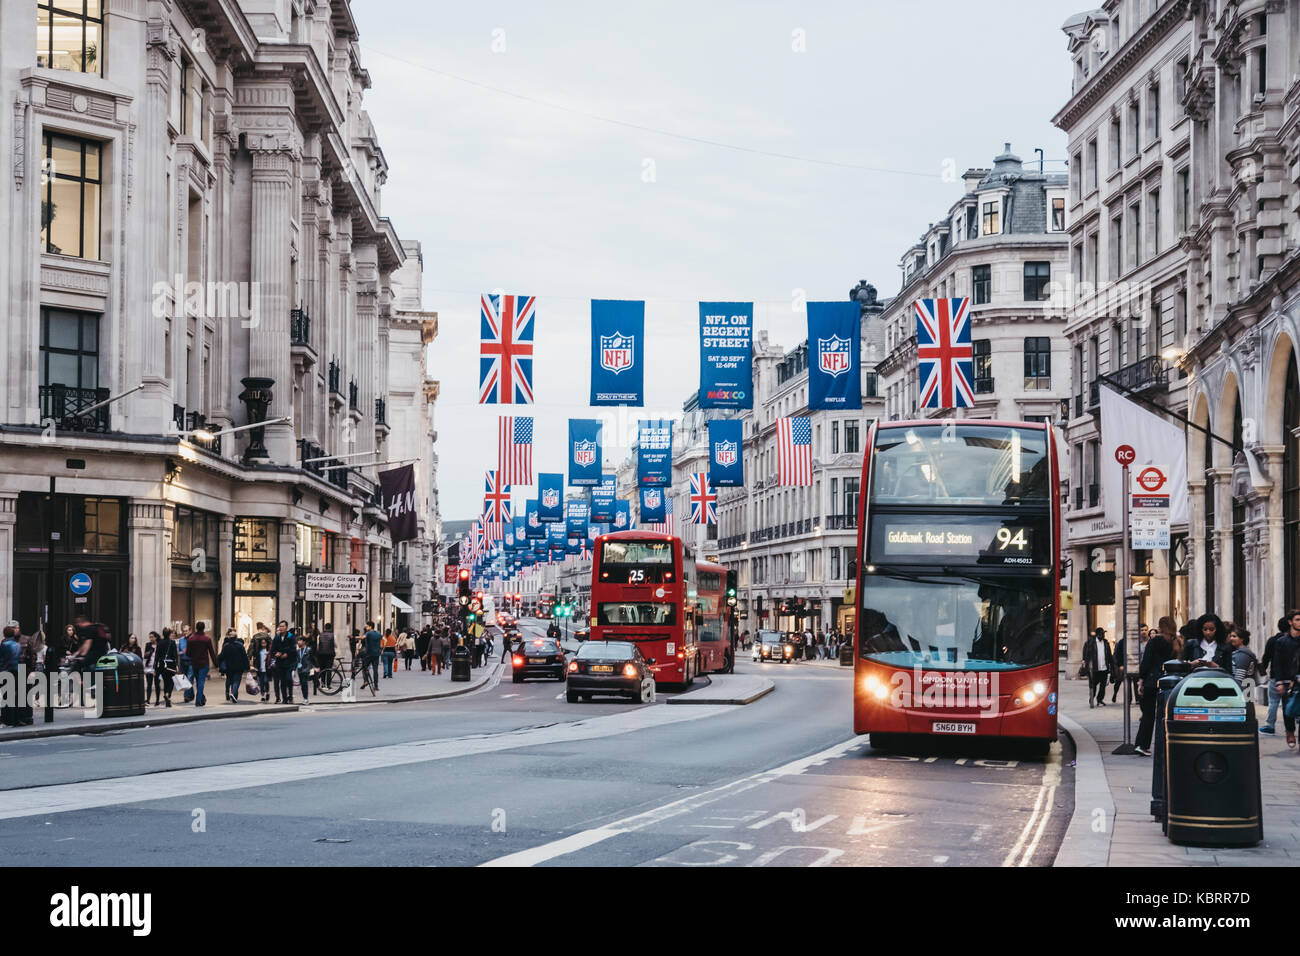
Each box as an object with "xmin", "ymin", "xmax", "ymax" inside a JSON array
[
  {"xmin": 577, "ymin": 641, "xmax": 635, "ymax": 659},
  {"xmin": 525, "ymin": 640, "xmax": 559, "ymax": 653}
]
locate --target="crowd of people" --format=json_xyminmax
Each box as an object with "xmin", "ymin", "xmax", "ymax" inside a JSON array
[
  {"xmin": 1080, "ymin": 609, "xmax": 1300, "ymax": 756},
  {"xmin": 737, "ymin": 626, "xmax": 852, "ymax": 660},
  {"xmin": 0, "ymin": 608, "xmax": 500, "ymax": 725}
]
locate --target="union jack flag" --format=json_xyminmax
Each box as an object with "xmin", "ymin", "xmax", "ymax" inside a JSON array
[
  {"xmin": 482, "ymin": 470, "xmax": 512, "ymax": 524},
  {"xmin": 648, "ymin": 498, "xmax": 675, "ymax": 535},
  {"xmin": 498, "ymin": 416, "xmax": 534, "ymax": 486},
  {"xmin": 689, "ymin": 474, "xmax": 716, "ymax": 525},
  {"xmin": 915, "ymin": 297, "xmax": 974, "ymax": 409},
  {"xmin": 776, "ymin": 417, "xmax": 813, "ymax": 486},
  {"xmin": 479, "ymin": 293, "xmax": 536, "ymax": 404},
  {"xmin": 470, "ymin": 521, "xmax": 484, "ymax": 557}
]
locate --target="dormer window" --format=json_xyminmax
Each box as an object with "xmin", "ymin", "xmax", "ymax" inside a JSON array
[{"xmin": 981, "ymin": 199, "xmax": 999, "ymax": 235}]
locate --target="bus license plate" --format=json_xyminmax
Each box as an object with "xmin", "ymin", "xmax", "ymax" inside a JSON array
[
  {"xmin": 932, "ymin": 722, "xmax": 976, "ymax": 734},
  {"xmin": 591, "ymin": 665, "xmax": 614, "ymax": 673}
]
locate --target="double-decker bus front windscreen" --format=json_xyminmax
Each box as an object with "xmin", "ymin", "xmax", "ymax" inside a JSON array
[
  {"xmin": 597, "ymin": 539, "xmax": 675, "ymax": 583},
  {"xmin": 871, "ymin": 424, "xmax": 1051, "ymax": 506},
  {"xmin": 860, "ymin": 570, "xmax": 1055, "ymax": 671}
]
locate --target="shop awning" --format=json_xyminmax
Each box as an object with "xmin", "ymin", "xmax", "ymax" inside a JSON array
[{"xmin": 389, "ymin": 594, "xmax": 414, "ymax": 612}]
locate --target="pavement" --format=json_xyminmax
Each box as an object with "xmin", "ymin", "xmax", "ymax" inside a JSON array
[
  {"xmin": 666, "ymin": 673, "xmax": 774, "ymax": 704},
  {"xmin": 0, "ymin": 658, "xmax": 502, "ymax": 742},
  {"xmin": 1054, "ymin": 673, "xmax": 1300, "ymax": 865}
]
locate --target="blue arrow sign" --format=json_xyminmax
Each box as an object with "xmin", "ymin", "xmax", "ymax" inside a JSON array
[{"xmin": 69, "ymin": 573, "xmax": 92, "ymax": 596}]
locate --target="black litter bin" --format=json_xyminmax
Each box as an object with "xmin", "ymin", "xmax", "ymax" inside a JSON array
[
  {"xmin": 1164, "ymin": 669, "xmax": 1262, "ymax": 847},
  {"xmin": 839, "ymin": 643, "xmax": 854, "ymax": 666},
  {"xmin": 450, "ymin": 645, "xmax": 472, "ymax": 682},
  {"xmin": 1150, "ymin": 660, "xmax": 1192, "ymax": 821},
  {"xmin": 92, "ymin": 651, "xmax": 146, "ymax": 717}
]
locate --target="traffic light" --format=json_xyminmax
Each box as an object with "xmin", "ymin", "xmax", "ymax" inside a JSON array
[
  {"xmin": 458, "ymin": 567, "xmax": 471, "ymax": 605},
  {"xmin": 725, "ymin": 570, "xmax": 738, "ymax": 608}
]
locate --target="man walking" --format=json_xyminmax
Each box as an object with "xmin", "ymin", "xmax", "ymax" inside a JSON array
[
  {"xmin": 186, "ymin": 622, "xmax": 217, "ymax": 707},
  {"xmin": 218, "ymin": 630, "xmax": 249, "ymax": 704},
  {"xmin": 315, "ymin": 622, "xmax": 336, "ymax": 695},
  {"xmin": 429, "ymin": 631, "xmax": 444, "ymax": 675},
  {"xmin": 1083, "ymin": 628, "xmax": 1112, "ymax": 708},
  {"xmin": 1260, "ymin": 610, "xmax": 1300, "ymax": 748},
  {"xmin": 271, "ymin": 621, "xmax": 297, "ymax": 704},
  {"xmin": 362, "ymin": 621, "xmax": 382, "ymax": 689}
]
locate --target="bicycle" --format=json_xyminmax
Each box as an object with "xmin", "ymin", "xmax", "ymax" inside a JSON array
[
  {"xmin": 314, "ymin": 658, "xmax": 377, "ymax": 697},
  {"xmin": 350, "ymin": 656, "xmax": 379, "ymax": 697}
]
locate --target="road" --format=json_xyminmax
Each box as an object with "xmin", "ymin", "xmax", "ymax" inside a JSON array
[{"xmin": 0, "ymin": 619, "xmax": 1073, "ymax": 866}]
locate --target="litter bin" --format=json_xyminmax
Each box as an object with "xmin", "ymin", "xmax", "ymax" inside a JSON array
[
  {"xmin": 92, "ymin": 651, "xmax": 146, "ymax": 717},
  {"xmin": 1163, "ymin": 668, "xmax": 1262, "ymax": 847},
  {"xmin": 1149, "ymin": 659, "xmax": 1191, "ymax": 821},
  {"xmin": 839, "ymin": 643, "xmax": 854, "ymax": 666},
  {"xmin": 450, "ymin": 644, "xmax": 472, "ymax": 683}
]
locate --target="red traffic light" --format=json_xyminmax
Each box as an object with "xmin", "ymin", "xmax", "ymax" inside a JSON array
[{"xmin": 458, "ymin": 568, "xmax": 470, "ymax": 581}]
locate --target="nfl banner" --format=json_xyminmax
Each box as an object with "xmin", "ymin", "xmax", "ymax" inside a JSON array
[
  {"xmin": 639, "ymin": 486, "xmax": 667, "ymax": 524},
  {"xmin": 568, "ymin": 419, "xmax": 603, "ymax": 487},
  {"xmin": 537, "ymin": 473, "xmax": 564, "ymax": 523},
  {"xmin": 807, "ymin": 301, "xmax": 861, "ymax": 410},
  {"xmin": 378, "ymin": 465, "xmax": 418, "ymax": 543},
  {"xmin": 637, "ymin": 420, "xmax": 673, "ymax": 486},
  {"xmin": 708, "ymin": 419, "xmax": 744, "ymax": 487},
  {"xmin": 532, "ymin": 538, "xmax": 547, "ymax": 556},
  {"xmin": 525, "ymin": 500, "xmax": 545, "ymax": 539},
  {"xmin": 512, "ymin": 515, "xmax": 526, "ymax": 550},
  {"xmin": 699, "ymin": 302, "xmax": 753, "ymax": 409},
  {"xmin": 566, "ymin": 535, "xmax": 582, "ymax": 556},
  {"xmin": 566, "ymin": 501, "xmax": 589, "ymax": 538},
  {"xmin": 613, "ymin": 498, "xmax": 633, "ymax": 531},
  {"xmin": 590, "ymin": 299, "xmax": 645, "ymax": 406},
  {"xmin": 547, "ymin": 522, "xmax": 567, "ymax": 549},
  {"xmin": 590, "ymin": 476, "xmax": 617, "ymax": 522}
]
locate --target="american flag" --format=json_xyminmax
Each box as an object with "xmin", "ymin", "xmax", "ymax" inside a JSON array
[
  {"xmin": 776, "ymin": 417, "xmax": 813, "ymax": 486},
  {"xmin": 479, "ymin": 293, "xmax": 536, "ymax": 404},
  {"xmin": 498, "ymin": 416, "xmax": 533, "ymax": 485},
  {"xmin": 648, "ymin": 497, "xmax": 675, "ymax": 535},
  {"xmin": 689, "ymin": 474, "xmax": 716, "ymax": 525},
  {"xmin": 482, "ymin": 470, "xmax": 511, "ymax": 523},
  {"xmin": 470, "ymin": 521, "xmax": 484, "ymax": 558},
  {"xmin": 915, "ymin": 297, "xmax": 974, "ymax": 409}
]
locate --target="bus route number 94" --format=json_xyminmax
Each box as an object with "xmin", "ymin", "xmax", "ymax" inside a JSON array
[{"xmin": 995, "ymin": 527, "xmax": 1029, "ymax": 551}]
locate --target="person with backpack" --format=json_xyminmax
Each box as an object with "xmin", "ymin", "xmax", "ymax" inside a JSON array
[
  {"xmin": 155, "ymin": 627, "xmax": 180, "ymax": 707},
  {"xmin": 316, "ymin": 623, "xmax": 336, "ymax": 694},
  {"xmin": 219, "ymin": 629, "xmax": 250, "ymax": 704},
  {"xmin": 1228, "ymin": 627, "xmax": 1259, "ymax": 690},
  {"xmin": 143, "ymin": 632, "xmax": 159, "ymax": 704},
  {"xmin": 1259, "ymin": 616, "xmax": 1292, "ymax": 736}
]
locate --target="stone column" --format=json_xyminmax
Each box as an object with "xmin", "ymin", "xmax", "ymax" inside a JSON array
[
  {"xmin": 1211, "ymin": 467, "xmax": 1234, "ymax": 615},
  {"xmin": 218, "ymin": 517, "xmax": 235, "ymax": 638},
  {"xmin": 278, "ymin": 519, "xmax": 298, "ymax": 628},
  {"xmin": 128, "ymin": 499, "xmax": 170, "ymax": 638},
  {"xmin": 0, "ymin": 494, "xmax": 16, "ymax": 623}
]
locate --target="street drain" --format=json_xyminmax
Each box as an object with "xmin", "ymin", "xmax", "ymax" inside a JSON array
[{"xmin": 314, "ymin": 838, "xmax": 351, "ymax": 844}]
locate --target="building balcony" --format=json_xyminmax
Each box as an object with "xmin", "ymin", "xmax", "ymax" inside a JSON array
[
  {"xmin": 172, "ymin": 404, "xmax": 186, "ymax": 433},
  {"xmin": 39, "ymin": 384, "xmax": 109, "ymax": 433},
  {"xmin": 1074, "ymin": 486, "xmax": 1084, "ymax": 511},
  {"xmin": 393, "ymin": 562, "xmax": 411, "ymax": 586},
  {"xmin": 298, "ymin": 439, "xmax": 327, "ymax": 479},
  {"xmin": 375, "ymin": 397, "xmax": 387, "ymax": 429},
  {"xmin": 824, "ymin": 514, "xmax": 857, "ymax": 531},
  {"xmin": 349, "ymin": 380, "xmax": 359, "ymax": 412},
  {"xmin": 1074, "ymin": 393, "xmax": 1084, "ymax": 418},
  {"xmin": 290, "ymin": 308, "xmax": 317, "ymax": 368},
  {"xmin": 328, "ymin": 360, "xmax": 344, "ymax": 410},
  {"xmin": 974, "ymin": 377, "xmax": 995, "ymax": 395}
]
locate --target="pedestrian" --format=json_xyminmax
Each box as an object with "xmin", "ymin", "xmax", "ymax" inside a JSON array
[
  {"xmin": 1182, "ymin": 613, "xmax": 1233, "ymax": 671},
  {"xmin": 429, "ymin": 631, "xmax": 444, "ymax": 675},
  {"xmin": 176, "ymin": 623, "xmax": 193, "ymax": 700},
  {"xmin": 401, "ymin": 630, "xmax": 415, "ymax": 670},
  {"xmin": 362, "ymin": 621, "xmax": 382, "ymax": 688},
  {"xmin": 219, "ymin": 629, "xmax": 249, "ymax": 704},
  {"xmin": 143, "ymin": 632, "xmax": 159, "ymax": 704},
  {"xmin": 1082, "ymin": 627, "xmax": 1112, "ymax": 708},
  {"xmin": 1258, "ymin": 615, "xmax": 1293, "ymax": 736},
  {"xmin": 155, "ymin": 627, "xmax": 179, "ymax": 707},
  {"xmin": 416, "ymin": 626, "xmax": 431, "ymax": 671},
  {"xmin": 186, "ymin": 622, "xmax": 217, "ymax": 707},
  {"xmin": 1261, "ymin": 609, "xmax": 1300, "ymax": 748},
  {"xmin": 271, "ymin": 621, "xmax": 297, "ymax": 704},
  {"xmin": 0, "ymin": 624, "xmax": 24, "ymax": 727},
  {"xmin": 315, "ymin": 622, "xmax": 336, "ymax": 695},
  {"xmin": 1134, "ymin": 616, "xmax": 1177, "ymax": 755},
  {"xmin": 122, "ymin": 633, "xmax": 142, "ymax": 656},
  {"xmin": 1228, "ymin": 627, "xmax": 1259, "ymax": 690},
  {"xmin": 255, "ymin": 636, "xmax": 272, "ymax": 702},
  {"xmin": 1110, "ymin": 633, "xmax": 1126, "ymax": 703},
  {"xmin": 380, "ymin": 628, "xmax": 397, "ymax": 678},
  {"xmin": 68, "ymin": 616, "xmax": 111, "ymax": 672},
  {"xmin": 296, "ymin": 636, "xmax": 316, "ymax": 703}
]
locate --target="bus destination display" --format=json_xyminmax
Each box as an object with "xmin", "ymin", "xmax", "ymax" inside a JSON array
[{"xmin": 870, "ymin": 515, "xmax": 1047, "ymax": 567}]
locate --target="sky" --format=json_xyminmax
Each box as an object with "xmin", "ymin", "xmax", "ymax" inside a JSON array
[{"xmin": 352, "ymin": 0, "xmax": 1086, "ymax": 521}]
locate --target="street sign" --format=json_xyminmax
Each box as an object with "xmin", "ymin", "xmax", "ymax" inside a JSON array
[
  {"xmin": 69, "ymin": 573, "xmax": 92, "ymax": 596},
  {"xmin": 1125, "ymin": 596, "xmax": 1141, "ymax": 667},
  {"xmin": 444, "ymin": 565, "xmax": 459, "ymax": 584},
  {"xmin": 303, "ymin": 573, "xmax": 367, "ymax": 603},
  {"xmin": 1115, "ymin": 444, "xmax": 1136, "ymax": 466},
  {"xmin": 1130, "ymin": 463, "xmax": 1171, "ymax": 550}
]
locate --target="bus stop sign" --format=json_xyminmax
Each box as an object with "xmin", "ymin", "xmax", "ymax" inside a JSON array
[{"xmin": 1115, "ymin": 444, "xmax": 1136, "ymax": 466}]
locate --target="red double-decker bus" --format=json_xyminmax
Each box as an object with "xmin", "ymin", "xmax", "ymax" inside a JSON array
[
  {"xmin": 853, "ymin": 421, "xmax": 1061, "ymax": 753},
  {"xmin": 695, "ymin": 559, "xmax": 734, "ymax": 674},
  {"xmin": 590, "ymin": 531, "xmax": 723, "ymax": 686}
]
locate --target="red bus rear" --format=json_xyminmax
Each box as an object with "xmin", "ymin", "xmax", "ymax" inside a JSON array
[
  {"xmin": 590, "ymin": 531, "xmax": 698, "ymax": 686},
  {"xmin": 695, "ymin": 560, "xmax": 734, "ymax": 674}
]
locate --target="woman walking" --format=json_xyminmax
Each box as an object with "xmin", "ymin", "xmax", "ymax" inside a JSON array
[
  {"xmin": 401, "ymin": 630, "xmax": 415, "ymax": 671},
  {"xmin": 219, "ymin": 628, "xmax": 249, "ymax": 703},
  {"xmin": 143, "ymin": 632, "xmax": 159, "ymax": 704},
  {"xmin": 1134, "ymin": 617, "xmax": 1177, "ymax": 755},
  {"xmin": 381, "ymin": 628, "xmax": 398, "ymax": 678},
  {"xmin": 155, "ymin": 628, "xmax": 179, "ymax": 707},
  {"xmin": 255, "ymin": 635, "xmax": 272, "ymax": 702}
]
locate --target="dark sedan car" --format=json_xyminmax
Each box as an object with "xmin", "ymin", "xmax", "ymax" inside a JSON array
[
  {"xmin": 566, "ymin": 640, "xmax": 655, "ymax": 704},
  {"xmin": 511, "ymin": 637, "xmax": 567, "ymax": 683}
]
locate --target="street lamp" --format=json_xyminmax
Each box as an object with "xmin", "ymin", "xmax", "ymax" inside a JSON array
[{"xmin": 182, "ymin": 416, "xmax": 291, "ymax": 444}]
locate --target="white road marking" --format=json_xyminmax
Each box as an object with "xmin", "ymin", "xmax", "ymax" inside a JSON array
[
  {"xmin": 480, "ymin": 736, "xmax": 864, "ymax": 867},
  {"xmin": 846, "ymin": 816, "xmax": 905, "ymax": 836},
  {"xmin": 1001, "ymin": 745, "xmax": 1062, "ymax": 867},
  {"xmin": 0, "ymin": 703, "xmax": 725, "ymax": 821},
  {"xmin": 933, "ymin": 855, "xmax": 949, "ymax": 864}
]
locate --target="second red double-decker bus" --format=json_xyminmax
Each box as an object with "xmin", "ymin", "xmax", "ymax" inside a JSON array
[
  {"xmin": 695, "ymin": 559, "xmax": 734, "ymax": 674},
  {"xmin": 590, "ymin": 531, "xmax": 719, "ymax": 686},
  {"xmin": 853, "ymin": 420, "xmax": 1061, "ymax": 753}
]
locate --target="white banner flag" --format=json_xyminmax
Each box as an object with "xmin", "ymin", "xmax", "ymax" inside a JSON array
[{"xmin": 1100, "ymin": 385, "xmax": 1188, "ymax": 529}]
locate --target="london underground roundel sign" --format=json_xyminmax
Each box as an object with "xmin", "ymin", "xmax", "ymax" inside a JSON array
[{"xmin": 1136, "ymin": 466, "xmax": 1167, "ymax": 493}]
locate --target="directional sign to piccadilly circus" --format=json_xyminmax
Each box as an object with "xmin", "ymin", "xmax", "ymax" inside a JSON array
[
  {"xmin": 1130, "ymin": 463, "xmax": 1171, "ymax": 550},
  {"xmin": 69, "ymin": 572, "xmax": 92, "ymax": 595}
]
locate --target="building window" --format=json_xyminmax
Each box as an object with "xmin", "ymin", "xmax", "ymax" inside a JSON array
[
  {"xmin": 1110, "ymin": 116, "xmax": 1121, "ymax": 171},
  {"xmin": 982, "ymin": 200, "xmax": 999, "ymax": 235},
  {"xmin": 1129, "ymin": 201, "xmax": 1142, "ymax": 268},
  {"xmin": 40, "ymin": 307, "xmax": 99, "ymax": 390},
  {"xmin": 1110, "ymin": 214, "xmax": 1123, "ymax": 277},
  {"xmin": 1149, "ymin": 188, "xmax": 1161, "ymax": 255},
  {"xmin": 1024, "ymin": 261, "xmax": 1051, "ymax": 301},
  {"xmin": 973, "ymin": 339, "xmax": 992, "ymax": 389},
  {"xmin": 830, "ymin": 547, "xmax": 841, "ymax": 581},
  {"xmin": 1177, "ymin": 169, "xmax": 1190, "ymax": 233},
  {"xmin": 1175, "ymin": 56, "xmax": 1189, "ymax": 102},
  {"xmin": 1024, "ymin": 337, "xmax": 1052, "ymax": 381},
  {"xmin": 831, "ymin": 421, "xmax": 839, "ymax": 455},
  {"xmin": 844, "ymin": 420, "xmax": 860, "ymax": 454},
  {"xmin": 843, "ymin": 477, "xmax": 859, "ymax": 518},
  {"xmin": 864, "ymin": 371, "xmax": 878, "ymax": 399},
  {"xmin": 41, "ymin": 134, "xmax": 101, "ymax": 260},
  {"xmin": 1071, "ymin": 152, "xmax": 1081, "ymax": 202},
  {"xmin": 1052, "ymin": 197, "xmax": 1066, "ymax": 231},
  {"xmin": 1149, "ymin": 82, "xmax": 1160, "ymax": 140},
  {"xmin": 36, "ymin": 0, "xmax": 102, "ymax": 74},
  {"xmin": 1087, "ymin": 138, "xmax": 1098, "ymax": 192},
  {"xmin": 1128, "ymin": 100, "xmax": 1140, "ymax": 157},
  {"xmin": 972, "ymin": 264, "xmax": 991, "ymax": 305}
]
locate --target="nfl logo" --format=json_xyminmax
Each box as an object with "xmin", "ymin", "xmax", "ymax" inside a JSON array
[
  {"xmin": 716, "ymin": 440, "xmax": 738, "ymax": 467},
  {"xmin": 818, "ymin": 335, "xmax": 852, "ymax": 377},
  {"xmin": 574, "ymin": 440, "xmax": 597, "ymax": 467},
  {"xmin": 505, "ymin": 532, "xmax": 514, "ymax": 546},
  {"xmin": 645, "ymin": 489, "xmax": 662, "ymax": 508},
  {"xmin": 600, "ymin": 333, "xmax": 635, "ymax": 374},
  {"xmin": 615, "ymin": 512, "xmax": 627, "ymax": 528},
  {"xmin": 542, "ymin": 488, "xmax": 559, "ymax": 508},
  {"xmin": 528, "ymin": 512, "xmax": 539, "ymax": 527}
]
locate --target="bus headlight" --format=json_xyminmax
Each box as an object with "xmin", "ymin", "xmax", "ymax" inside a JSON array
[
  {"xmin": 864, "ymin": 675, "xmax": 889, "ymax": 701},
  {"xmin": 1015, "ymin": 683, "xmax": 1047, "ymax": 706}
]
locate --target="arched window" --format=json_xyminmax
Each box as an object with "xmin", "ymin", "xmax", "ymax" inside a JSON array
[
  {"xmin": 1285, "ymin": 355, "xmax": 1300, "ymax": 608},
  {"xmin": 1231, "ymin": 400, "xmax": 1245, "ymax": 626}
]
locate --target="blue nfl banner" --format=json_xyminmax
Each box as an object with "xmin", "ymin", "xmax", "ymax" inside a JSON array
[
  {"xmin": 568, "ymin": 419, "xmax": 603, "ymax": 487},
  {"xmin": 699, "ymin": 302, "xmax": 753, "ymax": 409},
  {"xmin": 547, "ymin": 522, "xmax": 567, "ymax": 548},
  {"xmin": 639, "ymin": 486, "xmax": 667, "ymax": 524},
  {"xmin": 613, "ymin": 498, "xmax": 632, "ymax": 531},
  {"xmin": 590, "ymin": 300, "xmax": 645, "ymax": 406},
  {"xmin": 566, "ymin": 501, "xmax": 589, "ymax": 538},
  {"xmin": 637, "ymin": 420, "xmax": 673, "ymax": 486},
  {"xmin": 590, "ymin": 475, "xmax": 617, "ymax": 522},
  {"xmin": 537, "ymin": 473, "xmax": 564, "ymax": 523},
  {"xmin": 708, "ymin": 419, "xmax": 744, "ymax": 487},
  {"xmin": 524, "ymin": 500, "xmax": 545, "ymax": 539},
  {"xmin": 807, "ymin": 301, "xmax": 862, "ymax": 410},
  {"xmin": 511, "ymin": 515, "xmax": 526, "ymax": 550},
  {"xmin": 565, "ymin": 535, "xmax": 582, "ymax": 555}
]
